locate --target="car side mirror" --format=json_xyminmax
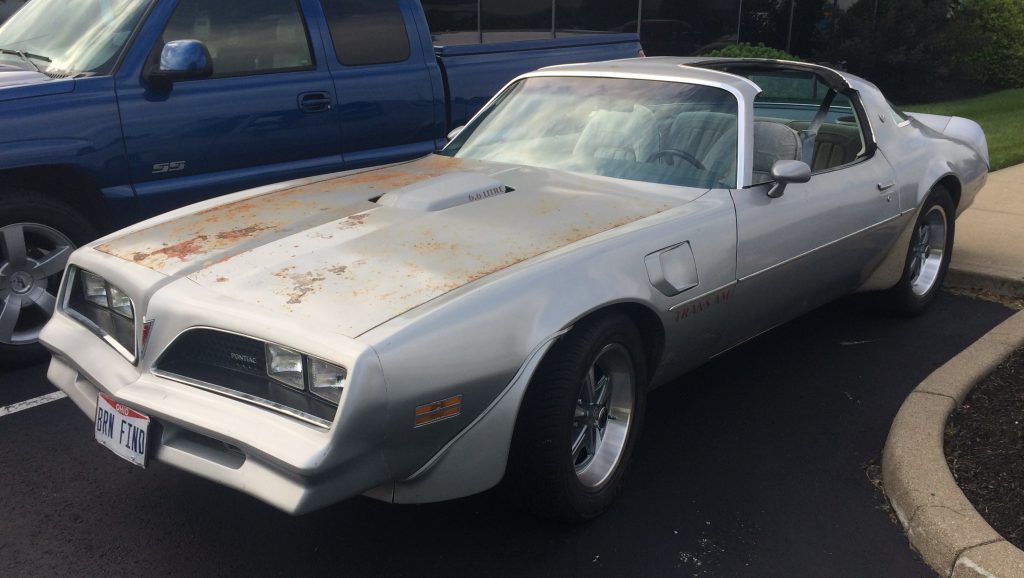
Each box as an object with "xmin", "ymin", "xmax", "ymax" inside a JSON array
[
  {"xmin": 146, "ymin": 39, "xmax": 213, "ymax": 86},
  {"xmin": 766, "ymin": 160, "xmax": 811, "ymax": 199},
  {"xmin": 447, "ymin": 126, "xmax": 465, "ymax": 142}
]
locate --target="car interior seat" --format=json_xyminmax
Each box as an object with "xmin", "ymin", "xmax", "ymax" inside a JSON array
[
  {"xmin": 752, "ymin": 121, "xmax": 802, "ymax": 184},
  {"xmin": 573, "ymin": 105, "xmax": 658, "ymax": 163},
  {"xmin": 660, "ymin": 111, "xmax": 736, "ymax": 162}
]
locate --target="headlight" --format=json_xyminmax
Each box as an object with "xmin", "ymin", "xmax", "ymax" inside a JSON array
[
  {"xmin": 63, "ymin": 267, "xmax": 137, "ymax": 361},
  {"xmin": 266, "ymin": 343, "xmax": 304, "ymax": 390},
  {"xmin": 266, "ymin": 342, "xmax": 346, "ymax": 403},
  {"xmin": 309, "ymin": 358, "xmax": 346, "ymax": 404}
]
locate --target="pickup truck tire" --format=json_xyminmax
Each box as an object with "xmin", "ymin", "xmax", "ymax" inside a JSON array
[
  {"xmin": 506, "ymin": 313, "xmax": 647, "ymax": 523},
  {"xmin": 881, "ymin": 186, "xmax": 955, "ymax": 316},
  {"xmin": 0, "ymin": 189, "xmax": 96, "ymax": 366}
]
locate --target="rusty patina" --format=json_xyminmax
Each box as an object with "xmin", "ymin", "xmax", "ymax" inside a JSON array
[{"xmin": 96, "ymin": 155, "xmax": 683, "ymax": 337}]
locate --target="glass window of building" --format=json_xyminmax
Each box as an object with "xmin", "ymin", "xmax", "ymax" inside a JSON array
[
  {"xmin": 423, "ymin": 0, "xmax": 479, "ymax": 45},
  {"xmin": 481, "ymin": 0, "xmax": 552, "ymax": 43},
  {"xmin": 555, "ymin": 0, "xmax": 639, "ymax": 37}
]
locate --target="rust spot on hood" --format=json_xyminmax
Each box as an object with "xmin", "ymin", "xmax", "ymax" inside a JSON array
[
  {"xmin": 113, "ymin": 224, "xmax": 276, "ymax": 268},
  {"xmin": 143, "ymin": 235, "xmax": 209, "ymax": 262},
  {"xmin": 283, "ymin": 270, "xmax": 327, "ymax": 305},
  {"xmin": 215, "ymin": 224, "xmax": 271, "ymax": 240}
]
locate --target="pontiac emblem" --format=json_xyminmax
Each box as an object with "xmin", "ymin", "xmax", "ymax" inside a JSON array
[{"xmin": 229, "ymin": 352, "xmax": 258, "ymax": 365}]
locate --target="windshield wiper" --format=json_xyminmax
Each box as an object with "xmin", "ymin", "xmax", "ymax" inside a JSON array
[{"xmin": 0, "ymin": 47, "xmax": 51, "ymax": 72}]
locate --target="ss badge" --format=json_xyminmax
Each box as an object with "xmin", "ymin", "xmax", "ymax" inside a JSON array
[{"xmin": 152, "ymin": 161, "xmax": 186, "ymax": 174}]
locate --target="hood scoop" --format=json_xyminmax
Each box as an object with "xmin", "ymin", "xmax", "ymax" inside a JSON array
[{"xmin": 376, "ymin": 172, "xmax": 510, "ymax": 212}]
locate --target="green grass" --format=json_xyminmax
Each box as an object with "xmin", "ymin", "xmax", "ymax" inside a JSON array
[{"xmin": 906, "ymin": 88, "xmax": 1024, "ymax": 171}]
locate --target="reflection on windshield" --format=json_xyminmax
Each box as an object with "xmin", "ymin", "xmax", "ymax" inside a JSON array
[
  {"xmin": 443, "ymin": 76, "xmax": 739, "ymax": 189},
  {"xmin": 0, "ymin": 0, "xmax": 150, "ymax": 76}
]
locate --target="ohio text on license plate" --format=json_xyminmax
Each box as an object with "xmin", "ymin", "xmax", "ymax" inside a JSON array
[{"xmin": 94, "ymin": 392, "xmax": 150, "ymax": 468}]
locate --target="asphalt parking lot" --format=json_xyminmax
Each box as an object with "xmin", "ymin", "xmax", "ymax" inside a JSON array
[{"xmin": 0, "ymin": 292, "xmax": 1014, "ymax": 577}]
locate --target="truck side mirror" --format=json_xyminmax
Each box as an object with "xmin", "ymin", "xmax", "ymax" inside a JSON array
[
  {"xmin": 447, "ymin": 126, "xmax": 465, "ymax": 142},
  {"xmin": 146, "ymin": 40, "xmax": 213, "ymax": 86},
  {"xmin": 766, "ymin": 160, "xmax": 811, "ymax": 199}
]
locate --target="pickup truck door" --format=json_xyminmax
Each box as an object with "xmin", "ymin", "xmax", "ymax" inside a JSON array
[
  {"xmin": 313, "ymin": 0, "xmax": 444, "ymax": 169},
  {"xmin": 116, "ymin": 0, "xmax": 343, "ymax": 218}
]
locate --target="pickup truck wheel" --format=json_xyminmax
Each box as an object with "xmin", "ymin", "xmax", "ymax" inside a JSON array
[
  {"xmin": 0, "ymin": 190, "xmax": 96, "ymax": 365},
  {"xmin": 507, "ymin": 313, "xmax": 647, "ymax": 522},
  {"xmin": 882, "ymin": 186, "xmax": 955, "ymax": 316}
]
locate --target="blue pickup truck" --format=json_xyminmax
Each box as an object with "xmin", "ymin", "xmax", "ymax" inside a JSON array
[{"xmin": 0, "ymin": 0, "xmax": 640, "ymax": 361}]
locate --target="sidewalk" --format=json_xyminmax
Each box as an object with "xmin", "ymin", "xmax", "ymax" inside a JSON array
[
  {"xmin": 884, "ymin": 162, "xmax": 1024, "ymax": 578},
  {"xmin": 946, "ymin": 163, "xmax": 1024, "ymax": 297}
]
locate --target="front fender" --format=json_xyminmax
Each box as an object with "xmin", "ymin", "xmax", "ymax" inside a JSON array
[{"xmin": 359, "ymin": 191, "xmax": 737, "ymax": 500}]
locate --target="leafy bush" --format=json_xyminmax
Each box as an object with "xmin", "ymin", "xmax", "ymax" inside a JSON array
[
  {"xmin": 834, "ymin": 0, "xmax": 967, "ymax": 103},
  {"xmin": 707, "ymin": 42, "xmax": 801, "ymax": 62},
  {"xmin": 955, "ymin": 0, "xmax": 1024, "ymax": 89}
]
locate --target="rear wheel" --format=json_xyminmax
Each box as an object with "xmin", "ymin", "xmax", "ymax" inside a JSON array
[
  {"xmin": 0, "ymin": 190, "xmax": 96, "ymax": 366},
  {"xmin": 507, "ymin": 313, "xmax": 647, "ymax": 522},
  {"xmin": 882, "ymin": 186, "xmax": 955, "ymax": 316}
]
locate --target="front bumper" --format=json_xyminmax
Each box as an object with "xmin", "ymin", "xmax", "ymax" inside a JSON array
[{"xmin": 40, "ymin": 311, "xmax": 391, "ymax": 514}]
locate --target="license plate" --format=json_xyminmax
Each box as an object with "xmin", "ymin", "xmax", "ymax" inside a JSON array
[{"xmin": 94, "ymin": 392, "xmax": 150, "ymax": 468}]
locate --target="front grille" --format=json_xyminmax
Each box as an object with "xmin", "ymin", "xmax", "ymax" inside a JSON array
[
  {"xmin": 156, "ymin": 329, "xmax": 338, "ymax": 427},
  {"xmin": 167, "ymin": 330, "xmax": 266, "ymax": 376}
]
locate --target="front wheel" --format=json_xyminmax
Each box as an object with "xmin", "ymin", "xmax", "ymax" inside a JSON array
[
  {"xmin": 882, "ymin": 186, "xmax": 955, "ymax": 316},
  {"xmin": 506, "ymin": 313, "xmax": 648, "ymax": 522},
  {"xmin": 0, "ymin": 190, "xmax": 96, "ymax": 366}
]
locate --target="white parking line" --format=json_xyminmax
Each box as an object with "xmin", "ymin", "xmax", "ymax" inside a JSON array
[{"xmin": 0, "ymin": 391, "xmax": 68, "ymax": 417}]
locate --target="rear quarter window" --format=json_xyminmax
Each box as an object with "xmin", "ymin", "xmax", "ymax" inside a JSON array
[{"xmin": 321, "ymin": 0, "xmax": 411, "ymax": 66}]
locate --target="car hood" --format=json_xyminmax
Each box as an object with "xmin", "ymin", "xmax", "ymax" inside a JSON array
[
  {"xmin": 96, "ymin": 155, "xmax": 701, "ymax": 337},
  {"xmin": 0, "ymin": 63, "xmax": 50, "ymax": 88}
]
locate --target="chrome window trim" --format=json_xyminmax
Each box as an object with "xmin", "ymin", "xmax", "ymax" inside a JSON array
[
  {"xmin": 61, "ymin": 267, "xmax": 139, "ymax": 364},
  {"xmin": 152, "ymin": 368, "xmax": 332, "ymax": 429}
]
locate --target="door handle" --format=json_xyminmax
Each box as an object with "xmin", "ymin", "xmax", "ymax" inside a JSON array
[
  {"xmin": 877, "ymin": 181, "xmax": 896, "ymax": 191},
  {"xmin": 298, "ymin": 92, "xmax": 332, "ymax": 113}
]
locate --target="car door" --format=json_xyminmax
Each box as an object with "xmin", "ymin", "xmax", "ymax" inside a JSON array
[
  {"xmin": 116, "ymin": 0, "xmax": 343, "ymax": 218},
  {"xmin": 314, "ymin": 0, "xmax": 443, "ymax": 169},
  {"xmin": 725, "ymin": 84, "xmax": 900, "ymax": 343}
]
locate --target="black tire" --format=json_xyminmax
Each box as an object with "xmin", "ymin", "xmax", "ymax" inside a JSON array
[
  {"xmin": 881, "ymin": 186, "xmax": 955, "ymax": 316},
  {"xmin": 0, "ymin": 189, "xmax": 97, "ymax": 367},
  {"xmin": 506, "ymin": 313, "xmax": 648, "ymax": 523}
]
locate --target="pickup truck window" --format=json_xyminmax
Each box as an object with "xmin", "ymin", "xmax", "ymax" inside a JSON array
[
  {"xmin": 0, "ymin": 0, "xmax": 150, "ymax": 76},
  {"xmin": 163, "ymin": 0, "xmax": 313, "ymax": 77},
  {"xmin": 321, "ymin": 0, "xmax": 410, "ymax": 66}
]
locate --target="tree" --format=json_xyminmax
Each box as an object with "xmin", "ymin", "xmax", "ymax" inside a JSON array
[{"xmin": 955, "ymin": 0, "xmax": 1024, "ymax": 89}]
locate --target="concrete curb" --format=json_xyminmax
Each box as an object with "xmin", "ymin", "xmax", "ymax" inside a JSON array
[
  {"xmin": 946, "ymin": 269, "xmax": 1024, "ymax": 300},
  {"xmin": 883, "ymin": 309, "xmax": 1024, "ymax": 578}
]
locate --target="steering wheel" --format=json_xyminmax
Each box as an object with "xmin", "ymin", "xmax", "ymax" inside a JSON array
[{"xmin": 647, "ymin": 149, "xmax": 705, "ymax": 170}]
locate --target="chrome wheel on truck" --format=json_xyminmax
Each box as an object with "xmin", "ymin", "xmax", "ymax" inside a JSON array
[
  {"xmin": 0, "ymin": 223, "xmax": 74, "ymax": 346},
  {"xmin": 0, "ymin": 190, "xmax": 95, "ymax": 365}
]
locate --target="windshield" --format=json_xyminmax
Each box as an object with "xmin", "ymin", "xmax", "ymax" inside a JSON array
[
  {"xmin": 0, "ymin": 0, "xmax": 151, "ymax": 77},
  {"xmin": 443, "ymin": 76, "xmax": 739, "ymax": 189}
]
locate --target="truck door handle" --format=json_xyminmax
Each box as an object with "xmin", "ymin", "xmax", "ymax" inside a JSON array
[
  {"xmin": 877, "ymin": 181, "xmax": 896, "ymax": 191},
  {"xmin": 299, "ymin": 92, "xmax": 332, "ymax": 113}
]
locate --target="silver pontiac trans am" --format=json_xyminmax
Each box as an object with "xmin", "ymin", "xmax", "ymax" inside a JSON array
[{"xmin": 40, "ymin": 57, "xmax": 988, "ymax": 521}]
